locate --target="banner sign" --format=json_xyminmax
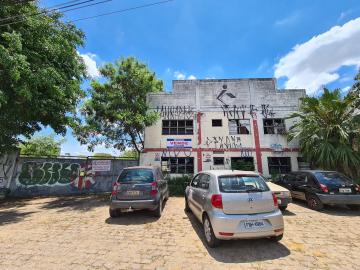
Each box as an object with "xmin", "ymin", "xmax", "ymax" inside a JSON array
[
  {"xmin": 92, "ymin": 160, "xmax": 111, "ymax": 171},
  {"xmin": 167, "ymin": 139, "xmax": 192, "ymax": 149}
]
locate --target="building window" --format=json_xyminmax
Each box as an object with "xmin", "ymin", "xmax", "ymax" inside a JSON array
[
  {"xmin": 212, "ymin": 119, "xmax": 222, "ymax": 127},
  {"xmin": 263, "ymin": 118, "xmax": 286, "ymax": 134},
  {"xmin": 229, "ymin": 119, "xmax": 251, "ymax": 134},
  {"xmin": 213, "ymin": 157, "xmax": 224, "ymax": 165},
  {"xmin": 268, "ymin": 157, "xmax": 291, "ymax": 174},
  {"xmin": 162, "ymin": 120, "xmax": 193, "ymax": 135},
  {"xmin": 161, "ymin": 157, "xmax": 194, "ymax": 174}
]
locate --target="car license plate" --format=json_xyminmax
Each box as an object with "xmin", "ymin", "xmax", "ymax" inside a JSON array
[
  {"xmin": 127, "ymin": 190, "xmax": 141, "ymax": 196},
  {"xmin": 243, "ymin": 220, "xmax": 265, "ymax": 230},
  {"xmin": 339, "ymin": 188, "xmax": 352, "ymax": 193}
]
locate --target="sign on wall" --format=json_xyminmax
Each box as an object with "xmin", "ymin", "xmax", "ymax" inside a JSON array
[
  {"xmin": 167, "ymin": 139, "xmax": 192, "ymax": 149},
  {"xmin": 92, "ymin": 160, "xmax": 111, "ymax": 171}
]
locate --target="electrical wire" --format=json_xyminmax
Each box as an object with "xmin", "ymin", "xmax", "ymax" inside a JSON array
[
  {"xmin": 71, "ymin": 0, "xmax": 174, "ymax": 23},
  {"xmin": 0, "ymin": 0, "xmax": 174, "ymax": 27},
  {"xmin": 0, "ymin": 0, "xmax": 107, "ymax": 24}
]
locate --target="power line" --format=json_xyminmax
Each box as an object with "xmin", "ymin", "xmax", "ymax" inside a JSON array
[
  {"xmin": 0, "ymin": 0, "xmax": 174, "ymax": 27},
  {"xmin": 0, "ymin": 0, "xmax": 107, "ymax": 24},
  {"xmin": 71, "ymin": 0, "xmax": 174, "ymax": 23}
]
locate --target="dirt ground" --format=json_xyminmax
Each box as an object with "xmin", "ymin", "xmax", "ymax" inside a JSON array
[{"xmin": 0, "ymin": 195, "xmax": 359, "ymax": 270}]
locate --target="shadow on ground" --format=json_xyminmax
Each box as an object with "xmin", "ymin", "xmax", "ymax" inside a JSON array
[
  {"xmin": 281, "ymin": 209, "xmax": 296, "ymax": 216},
  {"xmin": 0, "ymin": 210, "xmax": 36, "ymax": 225},
  {"xmin": 185, "ymin": 211, "xmax": 290, "ymax": 263},
  {"xmin": 291, "ymin": 200, "xmax": 360, "ymax": 216},
  {"xmin": 105, "ymin": 200, "xmax": 167, "ymax": 225},
  {"xmin": 40, "ymin": 194, "xmax": 109, "ymax": 212}
]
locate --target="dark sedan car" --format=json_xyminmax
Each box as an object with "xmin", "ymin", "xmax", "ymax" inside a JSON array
[
  {"xmin": 109, "ymin": 166, "xmax": 169, "ymax": 217},
  {"xmin": 274, "ymin": 170, "xmax": 360, "ymax": 210}
]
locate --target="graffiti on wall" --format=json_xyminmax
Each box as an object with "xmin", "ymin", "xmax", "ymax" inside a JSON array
[
  {"xmin": 156, "ymin": 106, "xmax": 195, "ymax": 120},
  {"xmin": 221, "ymin": 104, "xmax": 275, "ymax": 119},
  {"xmin": 17, "ymin": 161, "xmax": 96, "ymax": 190},
  {"xmin": 161, "ymin": 149, "xmax": 192, "ymax": 158},
  {"xmin": 204, "ymin": 136, "xmax": 242, "ymax": 149},
  {"xmin": 0, "ymin": 152, "xmax": 18, "ymax": 189}
]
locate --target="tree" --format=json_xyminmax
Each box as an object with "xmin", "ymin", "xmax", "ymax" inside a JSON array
[
  {"xmin": 288, "ymin": 88, "xmax": 360, "ymax": 176},
  {"xmin": 74, "ymin": 57, "xmax": 163, "ymax": 154},
  {"xmin": 120, "ymin": 149, "xmax": 139, "ymax": 159},
  {"xmin": 0, "ymin": 2, "xmax": 86, "ymax": 154},
  {"xmin": 20, "ymin": 135, "xmax": 64, "ymax": 156}
]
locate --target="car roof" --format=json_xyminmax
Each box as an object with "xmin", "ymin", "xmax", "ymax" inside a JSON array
[
  {"xmin": 289, "ymin": 170, "xmax": 339, "ymax": 174},
  {"xmin": 123, "ymin": 166, "xmax": 158, "ymax": 170},
  {"xmin": 199, "ymin": 170, "xmax": 259, "ymax": 177}
]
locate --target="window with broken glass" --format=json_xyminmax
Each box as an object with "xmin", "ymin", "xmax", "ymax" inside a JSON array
[
  {"xmin": 228, "ymin": 119, "xmax": 251, "ymax": 135},
  {"xmin": 263, "ymin": 118, "xmax": 286, "ymax": 134}
]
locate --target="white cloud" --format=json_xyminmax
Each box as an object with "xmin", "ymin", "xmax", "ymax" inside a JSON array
[
  {"xmin": 174, "ymin": 71, "xmax": 196, "ymax": 80},
  {"xmin": 79, "ymin": 52, "xmax": 100, "ymax": 78},
  {"xmin": 274, "ymin": 17, "xmax": 360, "ymax": 94},
  {"xmin": 341, "ymin": 86, "xmax": 351, "ymax": 94},
  {"xmin": 174, "ymin": 71, "xmax": 186, "ymax": 80}
]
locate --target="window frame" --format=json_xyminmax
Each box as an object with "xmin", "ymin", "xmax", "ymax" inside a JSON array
[
  {"xmin": 212, "ymin": 119, "xmax": 222, "ymax": 127},
  {"xmin": 161, "ymin": 157, "xmax": 194, "ymax": 174},
  {"xmin": 213, "ymin": 157, "xmax": 225, "ymax": 166},
  {"xmin": 263, "ymin": 118, "xmax": 286, "ymax": 135},
  {"xmin": 267, "ymin": 157, "xmax": 292, "ymax": 174},
  {"xmin": 162, "ymin": 120, "xmax": 194, "ymax": 135},
  {"xmin": 228, "ymin": 119, "xmax": 251, "ymax": 135}
]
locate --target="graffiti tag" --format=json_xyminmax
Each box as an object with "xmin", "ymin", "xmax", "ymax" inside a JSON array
[
  {"xmin": 204, "ymin": 136, "xmax": 242, "ymax": 149},
  {"xmin": 156, "ymin": 106, "xmax": 194, "ymax": 120},
  {"xmin": 17, "ymin": 161, "xmax": 96, "ymax": 190}
]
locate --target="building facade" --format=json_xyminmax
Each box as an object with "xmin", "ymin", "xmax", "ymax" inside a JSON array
[{"xmin": 140, "ymin": 78, "xmax": 306, "ymax": 177}]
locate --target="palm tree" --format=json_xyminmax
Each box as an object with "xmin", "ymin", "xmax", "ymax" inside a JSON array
[{"xmin": 288, "ymin": 88, "xmax": 360, "ymax": 177}]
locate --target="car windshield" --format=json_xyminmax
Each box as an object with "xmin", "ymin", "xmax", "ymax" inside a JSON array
[
  {"xmin": 218, "ymin": 175, "xmax": 269, "ymax": 193},
  {"xmin": 117, "ymin": 169, "xmax": 154, "ymax": 183},
  {"xmin": 315, "ymin": 172, "xmax": 353, "ymax": 185}
]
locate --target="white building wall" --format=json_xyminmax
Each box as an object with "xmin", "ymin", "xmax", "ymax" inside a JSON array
[{"xmin": 141, "ymin": 78, "xmax": 305, "ymax": 177}]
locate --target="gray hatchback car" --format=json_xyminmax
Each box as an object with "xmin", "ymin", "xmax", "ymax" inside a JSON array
[
  {"xmin": 185, "ymin": 170, "xmax": 284, "ymax": 247},
  {"xmin": 109, "ymin": 166, "xmax": 169, "ymax": 217}
]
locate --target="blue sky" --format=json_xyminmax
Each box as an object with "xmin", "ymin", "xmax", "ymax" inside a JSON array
[{"xmin": 38, "ymin": 0, "xmax": 360, "ymax": 155}]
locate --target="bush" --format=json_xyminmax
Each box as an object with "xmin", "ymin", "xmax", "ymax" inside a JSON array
[
  {"xmin": 167, "ymin": 175, "xmax": 192, "ymax": 196},
  {"xmin": 231, "ymin": 160, "xmax": 255, "ymax": 171}
]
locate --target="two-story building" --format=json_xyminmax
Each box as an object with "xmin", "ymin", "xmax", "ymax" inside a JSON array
[{"xmin": 140, "ymin": 78, "xmax": 306, "ymax": 177}]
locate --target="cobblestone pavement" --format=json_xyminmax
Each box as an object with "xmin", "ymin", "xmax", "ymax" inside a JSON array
[{"xmin": 0, "ymin": 195, "xmax": 359, "ymax": 270}]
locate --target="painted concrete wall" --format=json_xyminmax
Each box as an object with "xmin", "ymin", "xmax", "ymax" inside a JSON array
[
  {"xmin": 0, "ymin": 151, "xmax": 19, "ymax": 191},
  {"xmin": 8, "ymin": 157, "xmax": 138, "ymax": 197},
  {"xmin": 141, "ymin": 78, "xmax": 306, "ymax": 177}
]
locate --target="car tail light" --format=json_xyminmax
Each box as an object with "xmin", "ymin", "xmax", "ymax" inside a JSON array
[
  {"xmin": 272, "ymin": 192, "xmax": 278, "ymax": 207},
  {"xmin": 219, "ymin": 232, "xmax": 234, "ymax": 236},
  {"xmin": 150, "ymin": 181, "xmax": 158, "ymax": 196},
  {"xmin": 211, "ymin": 194, "xmax": 223, "ymax": 209},
  {"xmin": 111, "ymin": 183, "xmax": 119, "ymax": 196},
  {"xmin": 320, "ymin": 183, "xmax": 328, "ymax": 193}
]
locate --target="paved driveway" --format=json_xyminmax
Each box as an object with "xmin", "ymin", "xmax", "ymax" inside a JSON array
[{"xmin": 0, "ymin": 195, "xmax": 359, "ymax": 270}]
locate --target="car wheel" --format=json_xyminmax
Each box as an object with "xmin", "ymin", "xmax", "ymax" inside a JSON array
[
  {"xmin": 279, "ymin": 205, "xmax": 287, "ymax": 211},
  {"xmin": 109, "ymin": 208, "xmax": 120, "ymax": 218},
  {"xmin": 203, "ymin": 215, "xmax": 220, "ymax": 248},
  {"xmin": 184, "ymin": 197, "xmax": 190, "ymax": 212},
  {"xmin": 347, "ymin": 205, "xmax": 360, "ymax": 211},
  {"xmin": 270, "ymin": 234, "xmax": 283, "ymax": 242},
  {"xmin": 153, "ymin": 198, "xmax": 163, "ymax": 217},
  {"xmin": 306, "ymin": 194, "xmax": 323, "ymax": 210}
]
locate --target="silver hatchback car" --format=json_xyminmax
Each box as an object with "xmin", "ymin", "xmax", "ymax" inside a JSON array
[{"xmin": 185, "ymin": 170, "xmax": 284, "ymax": 247}]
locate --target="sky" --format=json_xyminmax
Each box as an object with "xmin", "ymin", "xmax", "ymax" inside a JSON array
[{"xmin": 37, "ymin": 0, "xmax": 360, "ymax": 156}]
